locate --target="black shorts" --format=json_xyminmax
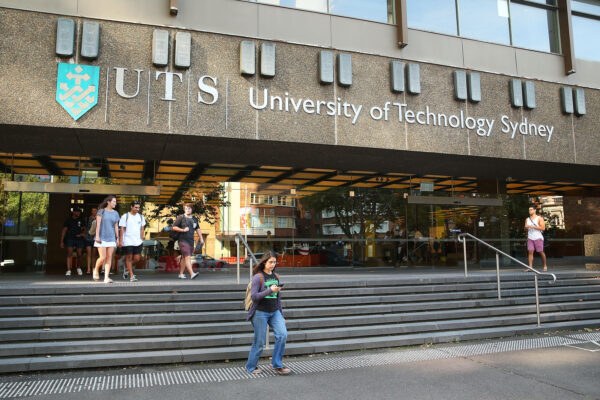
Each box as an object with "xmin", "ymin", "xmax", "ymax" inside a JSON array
[{"xmin": 123, "ymin": 244, "xmax": 143, "ymax": 255}]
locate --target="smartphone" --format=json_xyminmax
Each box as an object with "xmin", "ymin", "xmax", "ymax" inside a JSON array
[{"xmin": 277, "ymin": 283, "xmax": 284, "ymax": 287}]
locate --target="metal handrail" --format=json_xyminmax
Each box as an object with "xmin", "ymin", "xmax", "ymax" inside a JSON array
[
  {"xmin": 234, "ymin": 233, "xmax": 258, "ymax": 284},
  {"xmin": 458, "ymin": 233, "xmax": 556, "ymax": 327}
]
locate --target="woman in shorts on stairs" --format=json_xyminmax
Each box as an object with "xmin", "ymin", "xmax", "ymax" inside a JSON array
[
  {"xmin": 245, "ymin": 251, "xmax": 291, "ymax": 375},
  {"xmin": 93, "ymin": 195, "xmax": 120, "ymax": 283}
]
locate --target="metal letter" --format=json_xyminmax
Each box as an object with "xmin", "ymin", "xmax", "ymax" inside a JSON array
[
  {"xmin": 153, "ymin": 29, "xmax": 169, "ymax": 67},
  {"xmin": 114, "ymin": 68, "xmax": 143, "ymax": 99},
  {"xmin": 467, "ymin": 72, "xmax": 481, "ymax": 103},
  {"xmin": 155, "ymin": 71, "xmax": 183, "ymax": 101},
  {"xmin": 453, "ymin": 71, "xmax": 467, "ymax": 101},
  {"xmin": 175, "ymin": 32, "xmax": 191, "ymax": 69},
  {"xmin": 198, "ymin": 75, "xmax": 219, "ymax": 105},
  {"xmin": 337, "ymin": 53, "xmax": 352, "ymax": 86},
  {"xmin": 319, "ymin": 51, "xmax": 334, "ymax": 84},
  {"xmin": 407, "ymin": 63, "xmax": 420, "ymax": 94},
  {"xmin": 240, "ymin": 41, "xmax": 255, "ymax": 76},
  {"xmin": 390, "ymin": 61, "xmax": 404, "ymax": 93},
  {"xmin": 523, "ymin": 81, "xmax": 536, "ymax": 109},
  {"xmin": 560, "ymin": 87, "xmax": 573, "ymax": 114},
  {"xmin": 81, "ymin": 21, "xmax": 100, "ymax": 59},
  {"xmin": 510, "ymin": 79, "xmax": 523, "ymax": 107},
  {"xmin": 261, "ymin": 42, "xmax": 276, "ymax": 77},
  {"xmin": 56, "ymin": 18, "xmax": 75, "ymax": 57},
  {"xmin": 574, "ymin": 88, "xmax": 586, "ymax": 115}
]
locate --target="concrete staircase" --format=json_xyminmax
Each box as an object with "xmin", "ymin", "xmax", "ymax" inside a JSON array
[{"xmin": 1, "ymin": 271, "xmax": 599, "ymax": 373}]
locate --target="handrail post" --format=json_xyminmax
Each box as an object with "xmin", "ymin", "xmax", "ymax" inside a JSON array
[
  {"xmin": 462, "ymin": 236, "xmax": 468, "ymax": 277},
  {"xmin": 496, "ymin": 253, "xmax": 501, "ymax": 299},
  {"xmin": 535, "ymin": 274, "xmax": 541, "ymax": 327},
  {"xmin": 235, "ymin": 235, "xmax": 240, "ymax": 284}
]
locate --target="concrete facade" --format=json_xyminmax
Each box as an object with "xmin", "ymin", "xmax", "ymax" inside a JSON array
[{"xmin": 0, "ymin": 3, "xmax": 598, "ymax": 182}]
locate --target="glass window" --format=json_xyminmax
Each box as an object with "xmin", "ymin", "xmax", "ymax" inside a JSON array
[
  {"xmin": 510, "ymin": 3, "xmax": 560, "ymax": 52},
  {"xmin": 406, "ymin": 0, "xmax": 458, "ymax": 35},
  {"xmin": 458, "ymin": 0, "xmax": 511, "ymax": 45},
  {"xmin": 329, "ymin": 0, "xmax": 394, "ymax": 23},
  {"xmin": 572, "ymin": 15, "xmax": 600, "ymax": 61},
  {"xmin": 571, "ymin": 0, "xmax": 600, "ymax": 16}
]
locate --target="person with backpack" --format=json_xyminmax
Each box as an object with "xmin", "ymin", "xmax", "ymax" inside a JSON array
[
  {"xmin": 118, "ymin": 201, "xmax": 146, "ymax": 282},
  {"xmin": 171, "ymin": 203, "xmax": 203, "ymax": 279},
  {"xmin": 245, "ymin": 251, "xmax": 291, "ymax": 375},
  {"xmin": 93, "ymin": 195, "xmax": 120, "ymax": 283}
]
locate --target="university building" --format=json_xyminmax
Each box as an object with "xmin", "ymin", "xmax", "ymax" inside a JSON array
[{"xmin": 0, "ymin": 0, "xmax": 599, "ymax": 272}]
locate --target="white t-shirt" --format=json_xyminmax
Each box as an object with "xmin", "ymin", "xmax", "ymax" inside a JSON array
[
  {"xmin": 526, "ymin": 216, "xmax": 544, "ymax": 241},
  {"xmin": 119, "ymin": 212, "xmax": 146, "ymax": 246}
]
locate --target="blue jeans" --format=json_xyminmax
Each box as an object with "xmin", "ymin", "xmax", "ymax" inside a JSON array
[{"xmin": 246, "ymin": 310, "xmax": 288, "ymax": 373}]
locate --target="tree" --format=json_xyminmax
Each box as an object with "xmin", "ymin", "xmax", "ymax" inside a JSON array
[
  {"xmin": 300, "ymin": 187, "xmax": 403, "ymax": 239},
  {"xmin": 147, "ymin": 183, "xmax": 230, "ymax": 225}
]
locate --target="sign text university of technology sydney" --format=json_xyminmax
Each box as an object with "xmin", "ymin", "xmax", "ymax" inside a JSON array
[{"xmin": 96, "ymin": 68, "xmax": 557, "ymax": 144}]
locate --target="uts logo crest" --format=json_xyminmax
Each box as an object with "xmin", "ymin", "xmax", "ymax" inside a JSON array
[{"xmin": 56, "ymin": 63, "xmax": 99, "ymax": 120}]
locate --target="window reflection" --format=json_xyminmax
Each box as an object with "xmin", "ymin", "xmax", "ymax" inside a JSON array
[
  {"xmin": 571, "ymin": 0, "xmax": 600, "ymax": 16},
  {"xmin": 572, "ymin": 15, "xmax": 600, "ymax": 61},
  {"xmin": 329, "ymin": 0, "xmax": 394, "ymax": 23},
  {"xmin": 406, "ymin": 0, "xmax": 457, "ymax": 35},
  {"xmin": 510, "ymin": 3, "xmax": 559, "ymax": 53},
  {"xmin": 458, "ymin": 0, "xmax": 511, "ymax": 45}
]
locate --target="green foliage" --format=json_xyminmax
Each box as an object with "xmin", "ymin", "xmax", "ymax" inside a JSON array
[
  {"xmin": 147, "ymin": 184, "xmax": 230, "ymax": 225},
  {"xmin": 300, "ymin": 187, "xmax": 403, "ymax": 239}
]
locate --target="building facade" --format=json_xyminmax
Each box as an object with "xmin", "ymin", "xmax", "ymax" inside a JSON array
[{"xmin": 0, "ymin": 0, "xmax": 599, "ymax": 271}]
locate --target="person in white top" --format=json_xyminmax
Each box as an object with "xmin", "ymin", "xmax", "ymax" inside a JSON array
[
  {"xmin": 118, "ymin": 201, "xmax": 146, "ymax": 282},
  {"xmin": 524, "ymin": 206, "xmax": 547, "ymax": 272}
]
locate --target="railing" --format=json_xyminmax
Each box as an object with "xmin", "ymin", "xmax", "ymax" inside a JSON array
[
  {"xmin": 458, "ymin": 233, "xmax": 557, "ymax": 327},
  {"xmin": 234, "ymin": 233, "xmax": 259, "ymax": 284}
]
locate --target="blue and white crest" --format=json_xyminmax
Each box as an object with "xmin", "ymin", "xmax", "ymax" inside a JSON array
[{"xmin": 56, "ymin": 63, "xmax": 100, "ymax": 120}]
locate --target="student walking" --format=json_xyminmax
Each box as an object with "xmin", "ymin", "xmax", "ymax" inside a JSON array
[
  {"xmin": 60, "ymin": 209, "xmax": 85, "ymax": 276},
  {"xmin": 172, "ymin": 204, "xmax": 203, "ymax": 279},
  {"xmin": 525, "ymin": 206, "xmax": 548, "ymax": 272},
  {"xmin": 118, "ymin": 201, "xmax": 146, "ymax": 282},
  {"xmin": 84, "ymin": 207, "xmax": 98, "ymax": 274},
  {"xmin": 93, "ymin": 195, "xmax": 120, "ymax": 283},
  {"xmin": 245, "ymin": 251, "xmax": 290, "ymax": 375}
]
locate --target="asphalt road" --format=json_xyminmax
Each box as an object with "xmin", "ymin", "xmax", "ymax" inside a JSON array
[{"xmin": 2, "ymin": 334, "xmax": 599, "ymax": 400}]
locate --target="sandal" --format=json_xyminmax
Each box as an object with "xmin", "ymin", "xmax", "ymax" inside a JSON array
[
  {"xmin": 269, "ymin": 365, "xmax": 291, "ymax": 375},
  {"xmin": 93, "ymin": 272, "xmax": 100, "ymax": 281},
  {"xmin": 251, "ymin": 368, "xmax": 262, "ymax": 374}
]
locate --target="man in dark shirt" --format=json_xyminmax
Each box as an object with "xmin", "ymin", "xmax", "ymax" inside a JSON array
[{"xmin": 60, "ymin": 209, "xmax": 85, "ymax": 276}]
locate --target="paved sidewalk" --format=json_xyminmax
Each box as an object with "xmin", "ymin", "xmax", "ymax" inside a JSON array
[{"xmin": 1, "ymin": 330, "xmax": 598, "ymax": 399}]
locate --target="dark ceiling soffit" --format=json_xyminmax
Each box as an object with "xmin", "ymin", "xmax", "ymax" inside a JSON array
[
  {"xmin": 90, "ymin": 158, "xmax": 111, "ymax": 178},
  {"xmin": 33, "ymin": 155, "xmax": 64, "ymax": 176},
  {"xmin": 142, "ymin": 160, "xmax": 158, "ymax": 185},
  {"xmin": 267, "ymin": 168, "xmax": 303, "ymax": 184},
  {"xmin": 168, "ymin": 163, "xmax": 210, "ymax": 205},
  {"xmin": 228, "ymin": 166, "xmax": 259, "ymax": 182}
]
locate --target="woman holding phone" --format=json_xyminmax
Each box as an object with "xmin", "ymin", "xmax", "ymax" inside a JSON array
[{"xmin": 245, "ymin": 251, "xmax": 290, "ymax": 375}]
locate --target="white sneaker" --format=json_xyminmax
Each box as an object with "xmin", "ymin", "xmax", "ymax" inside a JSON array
[
  {"xmin": 123, "ymin": 271, "xmax": 129, "ymax": 280},
  {"xmin": 76, "ymin": 268, "xmax": 83, "ymax": 276},
  {"xmin": 130, "ymin": 275, "xmax": 138, "ymax": 282},
  {"xmin": 65, "ymin": 270, "xmax": 72, "ymax": 276},
  {"xmin": 191, "ymin": 272, "xmax": 199, "ymax": 280},
  {"xmin": 104, "ymin": 277, "xmax": 113, "ymax": 283},
  {"xmin": 178, "ymin": 274, "xmax": 187, "ymax": 279}
]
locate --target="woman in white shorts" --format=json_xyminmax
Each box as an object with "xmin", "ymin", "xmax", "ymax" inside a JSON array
[{"xmin": 93, "ymin": 195, "xmax": 120, "ymax": 283}]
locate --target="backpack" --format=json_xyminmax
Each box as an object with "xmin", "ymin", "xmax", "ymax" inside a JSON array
[
  {"xmin": 244, "ymin": 274, "xmax": 263, "ymax": 311},
  {"xmin": 88, "ymin": 219, "xmax": 97, "ymax": 236}
]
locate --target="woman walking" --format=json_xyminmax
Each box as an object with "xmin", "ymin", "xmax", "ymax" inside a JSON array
[
  {"xmin": 245, "ymin": 251, "xmax": 290, "ymax": 375},
  {"xmin": 93, "ymin": 195, "xmax": 120, "ymax": 283}
]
